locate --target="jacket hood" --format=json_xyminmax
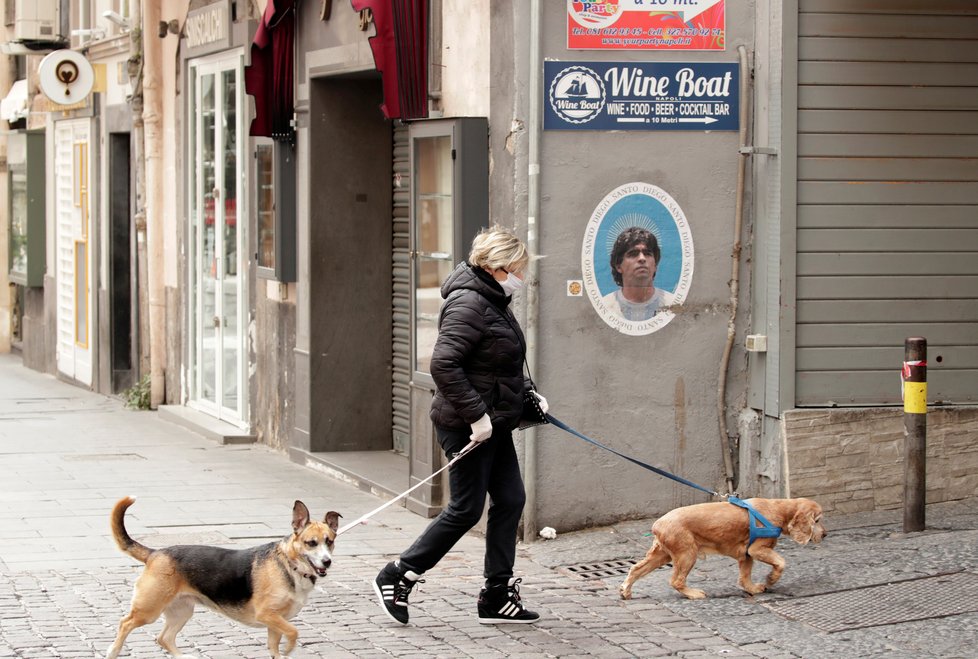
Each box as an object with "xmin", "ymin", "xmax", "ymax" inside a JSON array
[{"xmin": 441, "ymin": 262, "xmax": 509, "ymax": 307}]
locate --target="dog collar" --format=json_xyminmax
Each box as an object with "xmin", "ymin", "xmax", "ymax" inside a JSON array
[
  {"xmin": 727, "ymin": 496, "xmax": 782, "ymax": 550},
  {"xmin": 294, "ymin": 563, "xmax": 317, "ymax": 584}
]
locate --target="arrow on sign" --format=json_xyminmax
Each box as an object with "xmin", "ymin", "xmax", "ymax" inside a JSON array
[
  {"xmin": 625, "ymin": 0, "xmax": 724, "ymax": 23},
  {"xmin": 678, "ymin": 117, "xmax": 718, "ymax": 124}
]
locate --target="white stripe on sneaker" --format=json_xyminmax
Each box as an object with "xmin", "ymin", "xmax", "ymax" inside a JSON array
[{"xmin": 380, "ymin": 585, "xmax": 407, "ymax": 606}]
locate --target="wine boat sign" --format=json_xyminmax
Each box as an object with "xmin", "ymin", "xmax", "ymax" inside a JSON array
[{"xmin": 544, "ymin": 60, "xmax": 739, "ymax": 132}]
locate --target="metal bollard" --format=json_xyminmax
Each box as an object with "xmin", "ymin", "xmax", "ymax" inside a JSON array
[{"xmin": 902, "ymin": 337, "xmax": 927, "ymax": 533}]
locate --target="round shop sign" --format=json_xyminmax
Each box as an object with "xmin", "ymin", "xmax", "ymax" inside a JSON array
[
  {"xmin": 581, "ymin": 182, "xmax": 694, "ymax": 336},
  {"xmin": 39, "ymin": 50, "xmax": 95, "ymax": 105},
  {"xmin": 548, "ymin": 64, "xmax": 606, "ymax": 125}
]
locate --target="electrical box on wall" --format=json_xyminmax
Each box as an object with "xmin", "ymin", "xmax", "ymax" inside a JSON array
[
  {"xmin": 14, "ymin": 0, "xmax": 62, "ymax": 43},
  {"xmin": 746, "ymin": 334, "xmax": 768, "ymax": 353}
]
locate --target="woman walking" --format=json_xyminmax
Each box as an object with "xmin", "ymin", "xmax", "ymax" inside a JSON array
[{"xmin": 373, "ymin": 225, "xmax": 547, "ymax": 625}]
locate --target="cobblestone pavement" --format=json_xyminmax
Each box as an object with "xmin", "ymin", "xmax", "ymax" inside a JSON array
[{"xmin": 1, "ymin": 354, "xmax": 976, "ymax": 658}]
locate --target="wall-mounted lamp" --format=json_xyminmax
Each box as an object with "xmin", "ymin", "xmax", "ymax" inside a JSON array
[
  {"xmin": 102, "ymin": 10, "xmax": 132, "ymax": 31},
  {"xmin": 158, "ymin": 19, "xmax": 181, "ymax": 38}
]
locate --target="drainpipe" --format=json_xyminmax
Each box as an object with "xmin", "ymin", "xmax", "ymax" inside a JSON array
[
  {"xmin": 143, "ymin": 0, "xmax": 166, "ymax": 407},
  {"xmin": 130, "ymin": 0, "xmax": 149, "ymax": 378},
  {"xmin": 522, "ymin": 0, "xmax": 542, "ymax": 541},
  {"xmin": 716, "ymin": 44, "xmax": 750, "ymax": 494}
]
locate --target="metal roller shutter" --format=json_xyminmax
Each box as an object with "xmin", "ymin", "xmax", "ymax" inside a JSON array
[
  {"xmin": 392, "ymin": 123, "xmax": 411, "ymax": 452},
  {"xmin": 795, "ymin": 0, "xmax": 978, "ymax": 405}
]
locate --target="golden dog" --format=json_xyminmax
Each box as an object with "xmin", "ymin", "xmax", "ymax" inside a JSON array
[
  {"xmin": 619, "ymin": 497, "xmax": 825, "ymax": 600},
  {"xmin": 107, "ymin": 496, "xmax": 340, "ymax": 659}
]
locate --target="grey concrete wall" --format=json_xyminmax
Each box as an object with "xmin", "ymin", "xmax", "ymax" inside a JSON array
[
  {"xmin": 165, "ymin": 285, "xmax": 181, "ymax": 405},
  {"xmin": 97, "ymin": 288, "xmax": 110, "ymax": 394},
  {"xmin": 255, "ymin": 290, "xmax": 296, "ymax": 450},
  {"xmin": 784, "ymin": 407, "xmax": 978, "ymax": 514},
  {"xmin": 21, "ymin": 282, "xmax": 54, "ymax": 374},
  {"xmin": 295, "ymin": 7, "xmax": 374, "ymax": 87},
  {"xmin": 492, "ymin": 3, "xmax": 755, "ymax": 531}
]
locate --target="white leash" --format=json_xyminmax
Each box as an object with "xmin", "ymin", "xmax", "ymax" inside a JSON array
[{"xmin": 336, "ymin": 440, "xmax": 481, "ymax": 535}]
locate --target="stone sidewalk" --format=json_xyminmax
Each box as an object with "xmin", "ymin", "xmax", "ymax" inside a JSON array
[{"xmin": 0, "ymin": 353, "xmax": 976, "ymax": 658}]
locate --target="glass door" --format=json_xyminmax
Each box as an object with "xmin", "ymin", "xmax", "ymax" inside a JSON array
[
  {"xmin": 405, "ymin": 118, "xmax": 488, "ymax": 513},
  {"xmin": 412, "ymin": 132, "xmax": 455, "ymax": 380},
  {"xmin": 188, "ymin": 53, "xmax": 246, "ymax": 424},
  {"xmin": 407, "ymin": 119, "xmax": 488, "ymax": 386}
]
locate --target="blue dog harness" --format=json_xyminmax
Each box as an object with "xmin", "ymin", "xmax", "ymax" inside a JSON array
[{"xmin": 727, "ymin": 496, "xmax": 782, "ymax": 551}]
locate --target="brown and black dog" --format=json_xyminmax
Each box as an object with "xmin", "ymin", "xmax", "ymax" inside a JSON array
[
  {"xmin": 619, "ymin": 497, "xmax": 826, "ymax": 600},
  {"xmin": 107, "ymin": 496, "xmax": 340, "ymax": 659}
]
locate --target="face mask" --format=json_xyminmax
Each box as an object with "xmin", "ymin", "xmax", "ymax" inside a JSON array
[{"xmin": 499, "ymin": 272, "xmax": 523, "ymax": 297}]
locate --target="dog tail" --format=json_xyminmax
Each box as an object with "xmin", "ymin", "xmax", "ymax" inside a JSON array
[{"xmin": 111, "ymin": 496, "xmax": 153, "ymax": 563}]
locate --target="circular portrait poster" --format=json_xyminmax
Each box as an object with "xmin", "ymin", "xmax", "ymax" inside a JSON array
[{"xmin": 582, "ymin": 182, "xmax": 694, "ymax": 336}]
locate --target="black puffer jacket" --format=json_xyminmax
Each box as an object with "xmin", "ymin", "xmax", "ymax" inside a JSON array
[{"xmin": 429, "ymin": 262, "xmax": 530, "ymax": 431}]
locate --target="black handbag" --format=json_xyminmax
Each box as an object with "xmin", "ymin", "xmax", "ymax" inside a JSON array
[
  {"xmin": 498, "ymin": 307, "xmax": 549, "ymax": 430},
  {"xmin": 519, "ymin": 389, "xmax": 549, "ymax": 430}
]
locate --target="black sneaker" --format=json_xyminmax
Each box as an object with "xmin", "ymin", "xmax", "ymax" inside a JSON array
[
  {"xmin": 477, "ymin": 577, "xmax": 540, "ymax": 624},
  {"xmin": 373, "ymin": 561, "xmax": 422, "ymax": 625}
]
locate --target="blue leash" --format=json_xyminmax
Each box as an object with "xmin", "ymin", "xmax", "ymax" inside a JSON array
[
  {"xmin": 544, "ymin": 413, "xmax": 782, "ymax": 547},
  {"xmin": 545, "ymin": 413, "xmax": 720, "ymax": 498}
]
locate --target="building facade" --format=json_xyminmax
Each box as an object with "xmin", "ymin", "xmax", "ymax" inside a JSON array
[{"xmin": 2, "ymin": 0, "xmax": 975, "ymax": 534}]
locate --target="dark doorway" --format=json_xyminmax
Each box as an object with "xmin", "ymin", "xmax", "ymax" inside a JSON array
[
  {"xmin": 109, "ymin": 132, "xmax": 133, "ymax": 392},
  {"xmin": 307, "ymin": 77, "xmax": 392, "ymax": 452}
]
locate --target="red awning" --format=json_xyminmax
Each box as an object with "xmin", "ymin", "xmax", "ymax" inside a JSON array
[
  {"xmin": 245, "ymin": 0, "xmax": 296, "ymax": 141},
  {"xmin": 350, "ymin": 0, "xmax": 429, "ymax": 120}
]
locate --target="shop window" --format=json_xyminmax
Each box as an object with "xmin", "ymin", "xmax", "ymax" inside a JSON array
[
  {"xmin": 409, "ymin": 118, "xmax": 488, "ymax": 383},
  {"xmin": 8, "ymin": 130, "xmax": 45, "ymax": 287},
  {"xmin": 255, "ymin": 139, "xmax": 296, "ymax": 282}
]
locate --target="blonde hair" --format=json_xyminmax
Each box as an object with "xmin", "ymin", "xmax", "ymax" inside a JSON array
[{"xmin": 468, "ymin": 225, "xmax": 529, "ymax": 273}]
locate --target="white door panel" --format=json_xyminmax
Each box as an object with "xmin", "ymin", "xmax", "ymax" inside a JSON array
[{"xmin": 55, "ymin": 120, "xmax": 93, "ymax": 386}]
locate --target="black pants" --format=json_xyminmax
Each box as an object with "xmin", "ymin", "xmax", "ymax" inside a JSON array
[{"xmin": 398, "ymin": 425, "xmax": 526, "ymax": 585}]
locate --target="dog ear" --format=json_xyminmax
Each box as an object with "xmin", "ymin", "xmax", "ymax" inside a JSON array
[
  {"xmin": 325, "ymin": 511, "xmax": 342, "ymax": 533},
  {"xmin": 292, "ymin": 500, "xmax": 311, "ymax": 533},
  {"xmin": 786, "ymin": 507, "xmax": 814, "ymax": 545}
]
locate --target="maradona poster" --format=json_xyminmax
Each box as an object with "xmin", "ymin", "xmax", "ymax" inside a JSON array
[{"xmin": 582, "ymin": 182, "xmax": 694, "ymax": 336}]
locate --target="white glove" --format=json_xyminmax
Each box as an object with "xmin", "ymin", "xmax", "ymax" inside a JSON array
[
  {"xmin": 469, "ymin": 413, "xmax": 493, "ymax": 443},
  {"xmin": 531, "ymin": 391, "xmax": 549, "ymax": 415}
]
